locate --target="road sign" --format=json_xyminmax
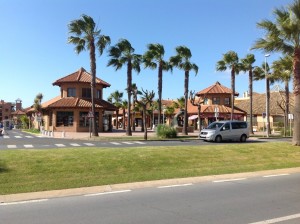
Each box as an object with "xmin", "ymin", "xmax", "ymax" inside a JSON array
[
  {"xmin": 288, "ymin": 114, "xmax": 294, "ymax": 120},
  {"xmin": 87, "ymin": 111, "xmax": 94, "ymax": 119}
]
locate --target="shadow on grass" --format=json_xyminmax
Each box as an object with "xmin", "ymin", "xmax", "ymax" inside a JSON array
[{"xmin": 0, "ymin": 161, "xmax": 9, "ymax": 173}]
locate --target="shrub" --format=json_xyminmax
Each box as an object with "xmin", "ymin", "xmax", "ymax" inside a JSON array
[{"xmin": 156, "ymin": 124, "xmax": 177, "ymax": 138}]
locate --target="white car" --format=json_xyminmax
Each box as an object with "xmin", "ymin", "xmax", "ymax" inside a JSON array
[{"xmin": 199, "ymin": 120, "xmax": 249, "ymax": 143}]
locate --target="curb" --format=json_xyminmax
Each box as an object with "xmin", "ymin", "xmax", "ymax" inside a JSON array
[{"xmin": 1, "ymin": 167, "xmax": 300, "ymax": 204}]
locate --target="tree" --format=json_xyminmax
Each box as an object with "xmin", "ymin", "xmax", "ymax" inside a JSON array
[
  {"xmin": 33, "ymin": 93, "xmax": 43, "ymax": 129},
  {"xmin": 108, "ymin": 39, "xmax": 142, "ymax": 136},
  {"xmin": 68, "ymin": 14, "xmax": 111, "ymax": 137},
  {"xmin": 120, "ymin": 100, "xmax": 128, "ymax": 130},
  {"xmin": 216, "ymin": 51, "xmax": 240, "ymax": 120},
  {"xmin": 131, "ymin": 83, "xmax": 142, "ymax": 131},
  {"xmin": 240, "ymin": 54, "xmax": 256, "ymax": 134},
  {"xmin": 135, "ymin": 89, "xmax": 155, "ymax": 140},
  {"xmin": 143, "ymin": 43, "xmax": 172, "ymax": 125},
  {"xmin": 189, "ymin": 90, "xmax": 206, "ymax": 130},
  {"xmin": 107, "ymin": 90, "xmax": 123, "ymax": 129},
  {"xmin": 251, "ymin": 0, "xmax": 300, "ymax": 145},
  {"xmin": 170, "ymin": 46, "xmax": 198, "ymax": 135},
  {"xmin": 272, "ymin": 55, "xmax": 293, "ymax": 136}
]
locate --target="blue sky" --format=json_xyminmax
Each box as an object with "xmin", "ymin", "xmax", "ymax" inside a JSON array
[{"xmin": 0, "ymin": 0, "xmax": 294, "ymax": 107}]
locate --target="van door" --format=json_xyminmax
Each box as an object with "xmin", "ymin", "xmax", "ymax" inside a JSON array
[{"xmin": 220, "ymin": 122, "xmax": 231, "ymax": 140}]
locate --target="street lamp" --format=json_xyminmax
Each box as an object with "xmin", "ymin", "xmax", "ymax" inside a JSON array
[{"xmin": 265, "ymin": 54, "xmax": 270, "ymax": 138}]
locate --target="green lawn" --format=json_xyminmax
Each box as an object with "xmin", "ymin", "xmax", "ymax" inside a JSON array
[{"xmin": 0, "ymin": 142, "xmax": 300, "ymax": 195}]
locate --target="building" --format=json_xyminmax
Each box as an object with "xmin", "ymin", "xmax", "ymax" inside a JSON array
[{"xmin": 32, "ymin": 67, "xmax": 117, "ymax": 133}]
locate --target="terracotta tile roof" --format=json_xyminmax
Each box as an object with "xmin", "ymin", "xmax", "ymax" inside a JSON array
[
  {"xmin": 235, "ymin": 91, "xmax": 294, "ymax": 115},
  {"xmin": 46, "ymin": 97, "xmax": 117, "ymax": 110},
  {"xmin": 11, "ymin": 109, "xmax": 26, "ymax": 115},
  {"xmin": 196, "ymin": 81, "xmax": 239, "ymax": 96},
  {"xmin": 52, "ymin": 67, "xmax": 111, "ymax": 88}
]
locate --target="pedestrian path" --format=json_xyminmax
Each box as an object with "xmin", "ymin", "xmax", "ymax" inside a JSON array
[{"xmin": 2, "ymin": 141, "xmax": 147, "ymax": 149}]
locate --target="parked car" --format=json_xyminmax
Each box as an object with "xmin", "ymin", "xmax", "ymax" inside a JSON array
[{"xmin": 199, "ymin": 120, "xmax": 249, "ymax": 143}]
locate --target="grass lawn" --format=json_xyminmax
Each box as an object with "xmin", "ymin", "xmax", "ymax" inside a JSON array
[{"xmin": 0, "ymin": 142, "xmax": 300, "ymax": 195}]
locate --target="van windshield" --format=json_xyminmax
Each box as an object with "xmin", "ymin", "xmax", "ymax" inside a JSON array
[{"xmin": 206, "ymin": 122, "xmax": 224, "ymax": 130}]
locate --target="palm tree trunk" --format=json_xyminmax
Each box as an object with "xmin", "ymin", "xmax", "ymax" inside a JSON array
[
  {"xmin": 292, "ymin": 48, "xmax": 300, "ymax": 145},
  {"xmin": 284, "ymin": 80, "xmax": 289, "ymax": 137},
  {"xmin": 158, "ymin": 66, "xmax": 163, "ymax": 125},
  {"xmin": 89, "ymin": 40, "xmax": 98, "ymax": 136},
  {"xmin": 183, "ymin": 71, "xmax": 189, "ymax": 135},
  {"xmin": 143, "ymin": 107, "xmax": 147, "ymax": 140},
  {"xmin": 231, "ymin": 69, "xmax": 235, "ymax": 120},
  {"xmin": 116, "ymin": 110, "xmax": 119, "ymax": 130},
  {"xmin": 249, "ymin": 70, "xmax": 253, "ymax": 134},
  {"xmin": 126, "ymin": 61, "xmax": 132, "ymax": 136}
]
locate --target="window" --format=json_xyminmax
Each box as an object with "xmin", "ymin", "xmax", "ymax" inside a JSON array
[
  {"xmin": 67, "ymin": 88, "xmax": 76, "ymax": 97},
  {"xmin": 97, "ymin": 90, "xmax": 102, "ymax": 99},
  {"xmin": 224, "ymin": 97, "xmax": 230, "ymax": 105},
  {"xmin": 212, "ymin": 97, "xmax": 220, "ymax": 105},
  {"xmin": 79, "ymin": 111, "xmax": 99, "ymax": 127},
  {"xmin": 56, "ymin": 111, "xmax": 74, "ymax": 126},
  {"xmin": 82, "ymin": 88, "xmax": 91, "ymax": 98},
  {"xmin": 231, "ymin": 122, "xmax": 247, "ymax": 129},
  {"xmin": 203, "ymin": 98, "xmax": 208, "ymax": 105}
]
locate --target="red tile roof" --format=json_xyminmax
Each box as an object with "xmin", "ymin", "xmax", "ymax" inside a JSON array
[
  {"xmin": 196, "ymin": 81, "xmax": 239, "ymax": 96},
  {"xmin": 46, "ymin": 97, "xmax": 117, "ymax": 110},
  {"xmin": 52, "ymin": 67, "xmax": 111, "ymax": 88}
]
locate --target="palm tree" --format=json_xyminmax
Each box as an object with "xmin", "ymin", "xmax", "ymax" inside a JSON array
[
  {"xmin": 135, "ymin": 89, "xmax": 155, "ymax": 140},
  {"xmin": 68, "ymin": 14, "xmax": 111, "ymax": 137},
  {"xmin": 251, "ymin": 0, "xmax": 300, "ymax": 145},
  {"xmin": 240, "ymin": 54, "xmax": 256, "ymax": 134},
  {"xmin": 33, "ymin": 93, "xmax": 43, "ymax": 129},
  {"xmin": 120, "ymin": 100, "xmax": 128, "ymax": 130},
  {"xmin": 170, "ymin": 46, "xmax": 198, "ymax": 135},
  {"xmin": 108, "ymin": 39, "xmax": 142, "ymax": 136},
  {"xmin": 143, "ymin": 43, "xmax": 172, "ymax": 125},
  {"xmin": 131, "ymin": 83, "xmax": 142, "ymax": 131},
  {"xmin": 272, "ymin": 55, "xmax": 293, "ymax": 136},
  {"xmin": 216, "ymin": 51, "xmax": 240, "ymax": 120},
  {"xmin": 107, "ymin": 90, "xmax": 123, "ymax": 129}
]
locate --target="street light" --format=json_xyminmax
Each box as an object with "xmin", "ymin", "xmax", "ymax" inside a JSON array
[{"xmin": 265, "ymin": 54, "xmax": 270, "ymax": 137}]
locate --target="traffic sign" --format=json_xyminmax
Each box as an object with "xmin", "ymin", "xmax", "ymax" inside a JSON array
[{"xmin": 87, "ymin": 111, "xmax": 94, "ymax": 118}]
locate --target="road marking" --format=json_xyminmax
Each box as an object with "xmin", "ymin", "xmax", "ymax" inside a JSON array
[
  {"xmin": 158, "ymin": 183, "xmax": 193, "ymax": 189},
  {"xmin": 25, "ymin": 136, "xmax": 34, "ymax": 138},
  {"xmin": 248, "ymin": 213, "xmax": 300, "ymax": 224},
  {"xmin": 83, "ymin": 143, "xmax": 95, "ymax": 146},
  {"xmin": 1, "ymin": 199, "xmax": 48, "ymax": 206},
  {"xmin": 263, "ymin": 174, "xmax": 290, "ymax": 178},
  {"xmin": 3, "ymin": 136, "xmax": 10, "ymax": 138},
  {"xmin": 122, "ymin": 142, "xmax": 134, "ymax": 145},
  {"xmin": 7, "ymin": 145, "xmax": 17, "ymax": 148},
  {"xmin": 213, "ymin": 178, "xmax": 246, "ymax": 183},
  {"xmin": 84, "ymin": 190, "xmax": 132, "ymax": 197},
  {"xmin": 70, "ymin": 143, "xmax": 81, "ymax": 147},
  {"xmin": 55, "ymin": 144, "xmax": 65, "ymax": 147},
  {"xmin": 133, "ymin": 141, "xmax": 146, "ymax": 144},
  {"xmin": 24, "ymin": 145, "xmax": 34, "ymax": 148},
  {"xmin": 110, "ymin": 142, "xmax": 121, "ymax": 145},
  {"xmin": 15, "ymin": 136, "xmax": 22, "ymax": 138}
]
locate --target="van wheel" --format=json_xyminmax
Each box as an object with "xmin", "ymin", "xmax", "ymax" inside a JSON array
[
  {"xmin": 215, "ymin": 135, "xmax": 222, "ymax": 143},
  {"xmin": 240, "ymin": 134, "xmax": 247, "ymax": 142}
]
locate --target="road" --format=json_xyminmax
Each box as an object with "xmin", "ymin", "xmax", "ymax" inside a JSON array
[
  {"xmin": 0, "ymin": 129, "xmax": 289, "ymax": 149},
  {"xmin": 1, "ymin": 173, "xmax": 299, "ymax": 224}
]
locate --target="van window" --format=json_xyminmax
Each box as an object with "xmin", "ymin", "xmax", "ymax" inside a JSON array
[
  {"xmin": 232, "ymin": 122, "xmax": 247, "ymax": 129},
  {"xmin": 221, "ymin": 123, "xmax": 230, "ymax": 131}
]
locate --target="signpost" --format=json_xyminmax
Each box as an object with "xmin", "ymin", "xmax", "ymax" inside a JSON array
[
  {"xmin": 288, "ymin": 113, "xmax": 294, "ymax": 137},
  {"xmin": 214, "ymin": 107, "xmax": 219, "ymax": 121}
]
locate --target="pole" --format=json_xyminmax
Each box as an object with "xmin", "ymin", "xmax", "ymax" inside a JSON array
[{"xmin": 264, "ymin": 54, "xmax": 270, "ymax": 137}]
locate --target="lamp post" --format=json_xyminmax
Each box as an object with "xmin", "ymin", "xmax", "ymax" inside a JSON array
[{"xmin": 265, "ymin": 54, "xmax": 270, "ymax": 138}]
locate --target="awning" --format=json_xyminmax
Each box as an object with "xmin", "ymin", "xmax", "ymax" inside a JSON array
[{"xmin": 188, "ymin": 115, "xmax": 198, "ymax": 120}]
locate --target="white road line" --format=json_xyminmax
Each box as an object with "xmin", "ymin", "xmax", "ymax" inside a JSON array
[
  {"xmin": 263, "ymin": 173, "xmax": 290, "ymax": 178},
  {"xmin": 83, "ymin": 143, "xmax": 95, "ymax": 146},
  {"xmin": 25, "ymin": 136, "xmax": 34, "ymax": 138},
  {"xmin": 248, "ymin": 213, "xmax": 300, "ymax": 224},
  {"xmin": 213, "ymin": 178, "xmax": 246, "ymax": 183},
  {"xmin": 7, "ymin": 145, "xmax": 17, "ymax": 148},
  {"xmin": 0, "ymin": 199, "xmax": 48, "ymax": 206},
  {"xmin": 84, "ymin": 190, "xmax": 132, "ymax": 197},
  {"xmin": 55, "ymin": 144, "xmax": 66, "ymax": 147},
  {"xmin": 24, "ymin": 145, "xmax": 34, "ymax": 148},
  {"xmin": 3, "ymin": 136, "xmax": 10, "ymax": 138},
  {"xmin": 122, "ymin": 142, "xmax": 134, "ymax": 145},
  {"xmin": 15, "ymin": 136, "xmax": 22, "ymax": 138},
  {"xmin": 110, "ymin": 142, "xmax": 121, "ymax": 145},
  {"xmin": 158, "ymin": 183, "xmax": 193, "ymax": 189},
  {"xmin": 133, "ymin": 141, "xmax": 146, "ymax": 145},
  {"xmin": 70, "ymin": 143, "xmax": 81, "ymax": 147}
]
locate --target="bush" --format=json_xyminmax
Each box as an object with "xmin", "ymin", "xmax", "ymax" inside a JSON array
[{"xmin": 156, "ymin": 124, "xmax": 177, "ymax": 139}]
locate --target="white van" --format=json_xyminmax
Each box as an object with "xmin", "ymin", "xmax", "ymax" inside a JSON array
[{"xmin": 199, "ymin": 120, "xmax": 249, "ymax": 143}]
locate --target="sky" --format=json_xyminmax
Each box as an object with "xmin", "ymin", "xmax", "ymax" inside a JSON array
[{"xmin": 0, "ymin": 0, "xmax": 294, "ymax": 108}]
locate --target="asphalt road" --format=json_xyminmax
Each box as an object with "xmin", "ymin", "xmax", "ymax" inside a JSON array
[
  {"xmin": 0, "ymin": 129, "xmax": 290, "ymax": 149},
  {"xmin": 1, "ymin": 173, "xmax": 299, "ymax": 224}
]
